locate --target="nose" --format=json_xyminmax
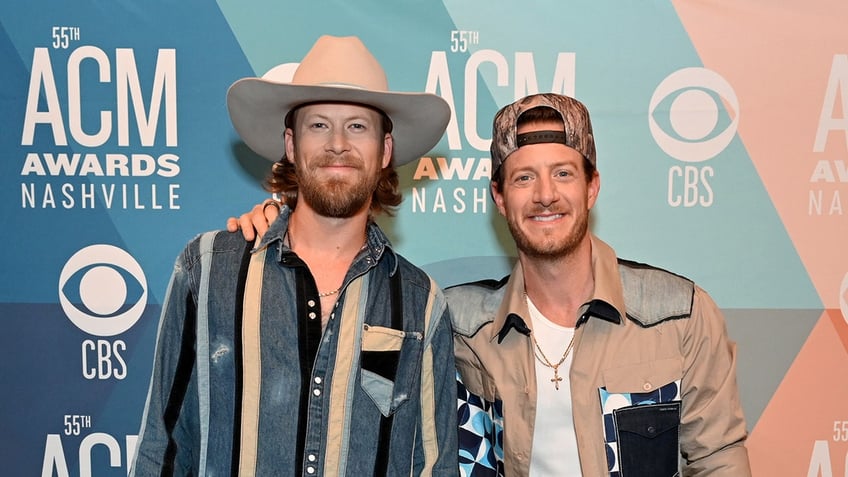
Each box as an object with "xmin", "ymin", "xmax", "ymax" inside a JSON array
[
  {"xmin": 533, "ymin": 175, "xmax": 558, "ymax": 207},
  {"xmin": 325, "ymin": 128, "xmax": 351, "ymax": 154}
]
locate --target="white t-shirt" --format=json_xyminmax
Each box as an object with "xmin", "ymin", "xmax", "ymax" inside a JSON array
[{"xmin": 526, "ymin": 296, "xmax": 582, "ymax": 476}]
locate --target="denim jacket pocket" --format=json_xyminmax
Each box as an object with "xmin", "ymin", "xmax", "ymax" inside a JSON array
[
  {"xmin": 360, "ymin": 324, "xmax": 423, "ymax": 417},
  {"xmin": 614, "ymin": 402, "xmax": 681, "ymax": 477}
]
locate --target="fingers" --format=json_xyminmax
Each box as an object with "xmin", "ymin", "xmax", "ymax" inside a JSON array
[
  {"xmin": 238, "ymin": 207, "xmax": 258, "ymax": 241},
  {"xmin": 253, "ymin": 200, "xmax": 280, "ymax": 239},
  {"xmin": 226, "ymin": 216, "xmax": 240, "ymax": 233},
  {"xmin": 230, "ymin": 199, "xmax": 281, "ymax": 242},
  {"xmin": 262, "ymin": 200, "xmax": 281, "ymax": 224}
]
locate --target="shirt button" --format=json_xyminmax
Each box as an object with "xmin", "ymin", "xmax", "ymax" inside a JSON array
[
  {"xmin": 313, "ymin": 388, "xmax": 321, "ymax": 396},
  {"xmin": 643, "ymin": 382, "xmax": 652, "ymax": 391},
  {"xmin": 306, "ymin": 465, "xmax": 315, "ymax": 474},
  {"xmin": 308, "ymin": 300, "xmax": 316, "ymax": 307},
  {"xmin": 309, "ymin": 312, "xmax": 317, "ymax": 319},
  {"xmin": 314, "ymin": 376, "xmax": 322, "ymax": 384},
  {"xmin": 307, "ymin": 454, "xmax": 317, "ymax": 462},
  {"xmin": 330, "ymin": 313, "xmax": 335, "ymax": 320}
]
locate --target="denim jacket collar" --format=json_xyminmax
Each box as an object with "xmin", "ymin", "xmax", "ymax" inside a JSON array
[{"xmin": 253, "ymin": 205, "xmax": 399, "ymax": 275}]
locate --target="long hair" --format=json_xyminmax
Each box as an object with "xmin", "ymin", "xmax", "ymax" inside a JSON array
[{"xmin": 265, "ymin": 107, "xmax": 402, "ymax": 216}]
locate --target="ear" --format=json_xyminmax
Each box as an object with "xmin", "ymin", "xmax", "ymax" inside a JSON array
[
  {"xmin": 587, "ymin": 170, "xmax": 600, "ymax": 210},
  {"xmin": 381, "ymin": 133, "xmax": 393, "ymax": 168},
  {"xmin": 284, "ymin": 128, "xmax": 295, "ymax": 164},
  {"xmin": 491, "ymin": 182, "xmax": 507, "ymax": 217}
]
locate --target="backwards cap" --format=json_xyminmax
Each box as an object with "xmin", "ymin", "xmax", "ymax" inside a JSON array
[{"xmin": 490, "ymin": 93, "xmax": 596, "ymax": 174}]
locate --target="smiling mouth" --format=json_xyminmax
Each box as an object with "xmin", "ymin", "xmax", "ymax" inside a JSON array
[
  {"xmin": 320, "ymin": 162, "xmax": 359, "ymax": 171},
  {"xmin": 530, "ymin": 213, "xmax": 564, "ymax": 222}
]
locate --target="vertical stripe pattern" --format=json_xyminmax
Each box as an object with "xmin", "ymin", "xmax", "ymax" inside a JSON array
[
  {"xmin": 419, "ymin": 277, "xmax": 440, "ymax": 475},
  {"xmin": 323, "ymin": 274, "xmax": 370, "ymax": 475},
  {"xmin": 238, "ymin": 247, "xmax": 267, "ymax": 476},
  {"xmin": 196, "ymin": 232, "xmax": 216, "ymax": 477}
]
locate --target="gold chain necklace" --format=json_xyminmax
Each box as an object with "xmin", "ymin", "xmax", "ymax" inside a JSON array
[
  {"xmin": 526, "ymin": 292, "xmax": 575, "ymax": 390},
  {"xmin": 530, "ymin": 333, "xmax": 575, "ymax": 390},
  {"xmin": 286, "ymin": 227, "xmax": 365, "ymax": 299},
  {"xmin": 318, "ymin": 288, "xmax": 340, "ymax": 298}
]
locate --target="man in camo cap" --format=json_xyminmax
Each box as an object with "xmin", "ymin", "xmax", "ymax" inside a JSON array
[{"xmin": 449, "ymin": 92, "xmax": 752, "ymax": 477}]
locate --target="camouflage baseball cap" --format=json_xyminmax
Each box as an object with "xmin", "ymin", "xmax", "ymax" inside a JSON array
[{"xmin": 490, "ymin": 93, "xmax": 596, "ymax": 174}]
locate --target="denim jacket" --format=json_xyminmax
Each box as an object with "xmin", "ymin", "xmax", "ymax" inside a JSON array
[
  {"xmin": 131, "ymin": 208, "xmax": 458, "ymax": 476},
  {"xmin": 450, "ymin": 234, "xmax": 751, "ymax": 477}
]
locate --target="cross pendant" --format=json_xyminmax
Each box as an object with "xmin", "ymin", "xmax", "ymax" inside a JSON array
[{"xmin": 551, "ymin": 369, "xmax": 563, "ymax": 390}]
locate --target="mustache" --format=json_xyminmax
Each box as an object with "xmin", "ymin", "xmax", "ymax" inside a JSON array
[{"xmin": 312, "ymin": 153, "xmax": 361, "ymax": 168}]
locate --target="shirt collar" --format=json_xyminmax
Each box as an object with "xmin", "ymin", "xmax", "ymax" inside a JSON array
[
  {"xmin": 492, "ymin": 234, "xmax": 627, "ymax": 343},
  {"xmin": 253, "ymin": 205, "xmax": 398, "ymax": 273}
]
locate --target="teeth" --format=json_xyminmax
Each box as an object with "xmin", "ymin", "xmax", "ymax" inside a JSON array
[{"xmin": 532, "ymin": 214, "xmax": 562, "ymax": 222}]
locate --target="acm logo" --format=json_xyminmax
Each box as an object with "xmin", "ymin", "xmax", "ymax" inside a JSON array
[
  {"xmin": 58, "ymin": 244, "xmax": 147, "ymax": 379},
  {"xmin": 649, "ymin": 67, "xmax": 740, "ymax": 207}
]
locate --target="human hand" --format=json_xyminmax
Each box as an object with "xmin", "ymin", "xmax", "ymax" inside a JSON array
[{"xmin": 226, "ymin": 199, "xmax": 281, "ymax": 241}]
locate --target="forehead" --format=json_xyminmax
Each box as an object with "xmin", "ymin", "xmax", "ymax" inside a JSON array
[
  {"xmin": 516, "ymin": 118, "xmax": 564, "ymax": 135},
  {"xmin": 504, "ymin": 120, "xmax": 585, "ymax": 175},
  {"xmin": 295, "ymin": 102, "xmax": 384, "ymax": 121},
  {"xmin": 505, "ymin": 142, "xmax": 583, "ymax": 169}
]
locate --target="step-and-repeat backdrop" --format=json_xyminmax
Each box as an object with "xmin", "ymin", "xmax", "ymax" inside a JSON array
[{"xmin": 2, "ymin": 1, "xmax": 847, "ymax": 475}]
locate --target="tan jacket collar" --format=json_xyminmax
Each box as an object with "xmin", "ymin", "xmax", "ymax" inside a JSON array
[{"xmin": 492, "ymin": 234, "xmax": 627, "ymax": 343}]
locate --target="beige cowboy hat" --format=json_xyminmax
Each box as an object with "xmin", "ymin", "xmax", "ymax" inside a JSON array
[{"xmin": 227, "ymin": 35, "xmax": 450, "ymax": 166}]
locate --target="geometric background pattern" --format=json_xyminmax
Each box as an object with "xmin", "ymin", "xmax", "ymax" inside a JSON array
[{"xmin": 1, "ymin": 1, "xmax": 846, "ymax": 475}]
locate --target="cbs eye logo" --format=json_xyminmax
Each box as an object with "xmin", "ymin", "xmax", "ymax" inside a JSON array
[
  {"xmin": 649, "ymin": 67, "xmax": 739, "ymax": 163},
  {"xmin": 58, "ymin": 244, "xmax": 147, "ymax": 337}
]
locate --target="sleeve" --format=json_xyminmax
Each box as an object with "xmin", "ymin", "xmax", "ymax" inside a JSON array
[
  {"xmin": 415, "ymin": 288, "xmax": 459, "ymax": 476},
  {"xmin": 129, "ymin": 246, "xmax": 199, "ymax": 477},
  {"xmin": 679, "ymin": 286, "xmax": 752, "ymax": 476},
  {"xmin": 453, "ymin": 334, "xmax": 487, "ymax": 397}
]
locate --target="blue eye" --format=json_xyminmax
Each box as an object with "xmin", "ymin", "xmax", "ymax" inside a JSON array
[
  {"xmin": 58, "ymin": 244, "xmax": 148, "ymax": 337},
  {"xmin": 648, "ymin": 67, "xmax": 739, "ymax": 163}
]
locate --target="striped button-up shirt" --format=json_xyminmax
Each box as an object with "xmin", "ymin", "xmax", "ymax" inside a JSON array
[{"xmin": 131, "ymin": 209, "xmax": 458, "ymax": 476}]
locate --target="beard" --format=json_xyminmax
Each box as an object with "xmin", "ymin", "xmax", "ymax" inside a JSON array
[
  {"xmin": 296, "ymin": 153, "xmax": 380, "ymax": 218},
  {"xmin": 506, "ymin": 206, "xmax": 590, "ymax": 260}
]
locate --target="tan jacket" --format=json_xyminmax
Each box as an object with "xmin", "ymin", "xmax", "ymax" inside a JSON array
[{"xmin": 448, "ymin": 235, "xmax": 751, "ymax": 476}]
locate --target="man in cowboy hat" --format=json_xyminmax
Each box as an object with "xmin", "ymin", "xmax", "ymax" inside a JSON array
[{"xmin": 130, "ymin": 35, "xmax": 458, "ymax": 476}]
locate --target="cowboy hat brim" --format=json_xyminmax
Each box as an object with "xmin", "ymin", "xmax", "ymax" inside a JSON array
[{"xmin": 227, "ymin": 79, "xmax": 451, "ymax": 167}]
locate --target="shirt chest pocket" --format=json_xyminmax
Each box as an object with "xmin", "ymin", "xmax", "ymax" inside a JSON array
[
  {"xmin": 600, "ymin": 358, "xmax": 683, "ymax": 477},
  {"xmin": 360, "ymin": 324, "xmax": 423, "ymax": 417},
  {"xmin": 602, "ymin": 356, "xmax": 683, "ymax": 396}
]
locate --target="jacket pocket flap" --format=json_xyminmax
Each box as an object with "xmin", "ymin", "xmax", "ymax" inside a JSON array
[
  {"xmin": 615, "ymin": 402, "xmax": 681, "ymax": 439},
  {"xmin": 362, "ymin": 324, "xmax": 420, "ymax": 351},
  {"xmin": 602, "ymin": 357, "xmax": 682, "ymax": 394}
]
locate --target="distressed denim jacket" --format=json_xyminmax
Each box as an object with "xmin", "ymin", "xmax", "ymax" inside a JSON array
[{"xmin": 131, "ymin": 207, "xmax": 458, "ymax": 476}]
